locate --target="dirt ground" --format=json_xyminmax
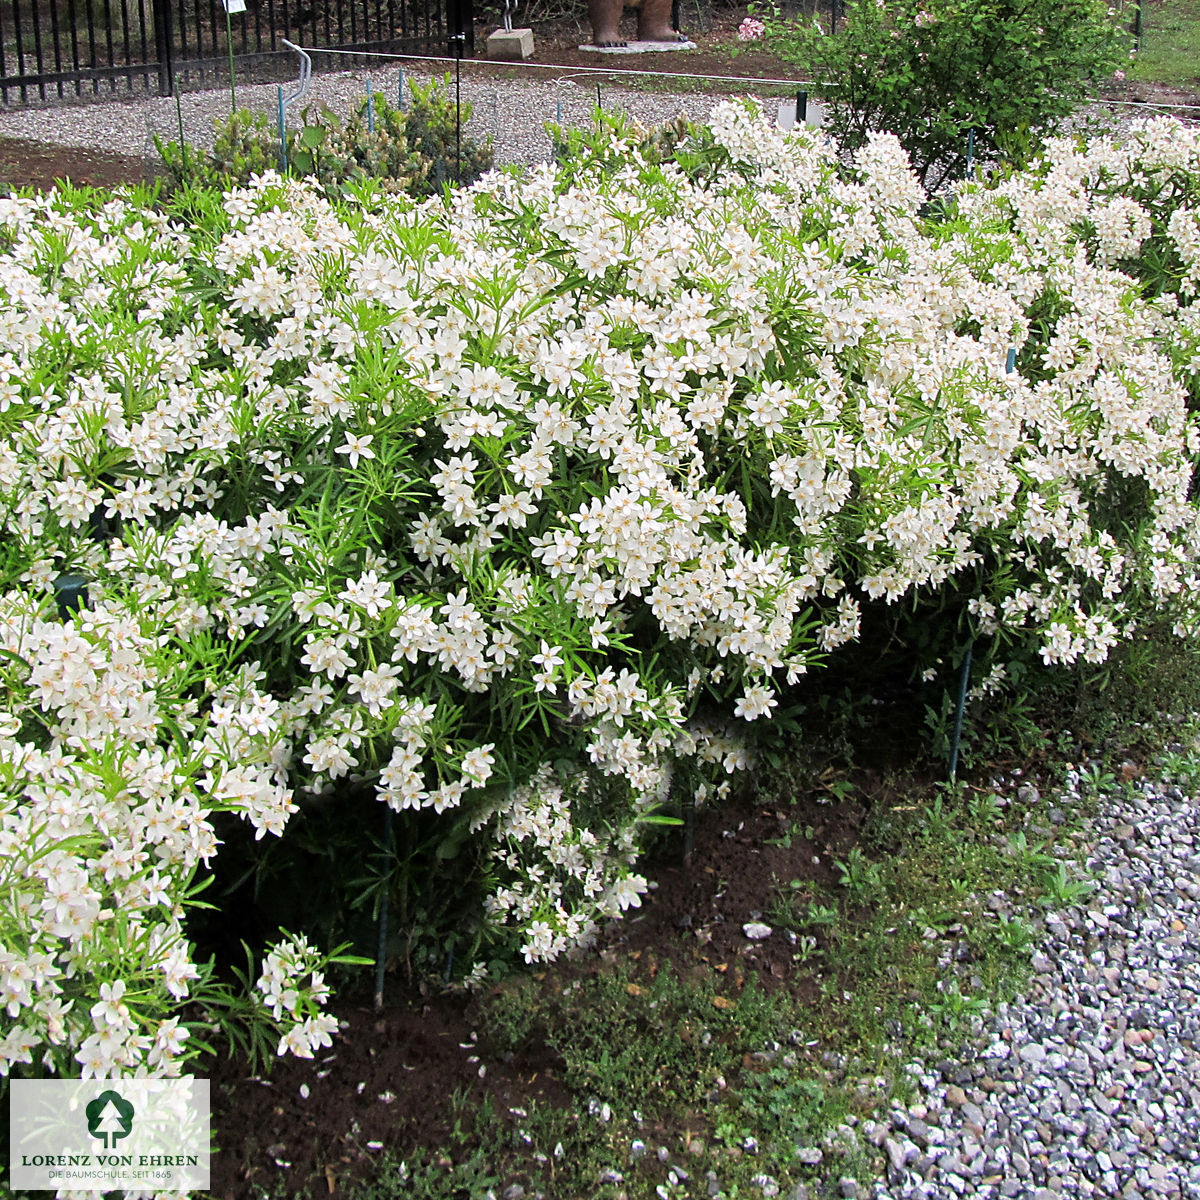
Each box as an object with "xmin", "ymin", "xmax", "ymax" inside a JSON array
[
  {"xmin": 0, "ymin": 135, "xmax": 150, "ymax": 191},
  {"xmin": 202, "ymin": 774, "xmax": 875, "ymax": 1199},
  {"xmin": 0, "ymin": 8, "xmax": 798, "ymax": 193}
]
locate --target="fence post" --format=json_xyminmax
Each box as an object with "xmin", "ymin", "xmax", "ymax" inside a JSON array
[
  {"xmin": 152, "ymin": 0, "xmax": 175, "ymax": 97},
  {"xmin": 446, "ymin": 0, "xmax": 474, "ymax": 57}
]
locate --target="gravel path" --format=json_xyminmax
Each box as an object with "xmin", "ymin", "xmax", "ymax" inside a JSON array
[
  {"xmin": 0, "ymin": 66, "xmax": 794, "ymax": 168},
  {"xmin": 806, "ymin": 765, "xmax": 1200, "ymax": 1200},
  {"xmin": 0, "ymin": 64, "xmax": 1179, "ymax": 170}
]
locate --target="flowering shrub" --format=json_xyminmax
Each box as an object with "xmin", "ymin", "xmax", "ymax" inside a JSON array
[
  {"xmin": 763, "ymin": 0, "xmax": 1127, "ymax": 187},
  {"xmin": 3, "ymin": 104, "xmax": 1200, "ymax": 1085}
]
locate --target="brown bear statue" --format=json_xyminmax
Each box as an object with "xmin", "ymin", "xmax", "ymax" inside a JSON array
[{"xmin": 588, "ymin": 0, "xmax": 685, "ymax": 47}]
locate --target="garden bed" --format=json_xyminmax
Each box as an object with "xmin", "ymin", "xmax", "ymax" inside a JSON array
[{"xmin": 5, "ymin": 42, "xmax": 1200, "ymax": 1200}]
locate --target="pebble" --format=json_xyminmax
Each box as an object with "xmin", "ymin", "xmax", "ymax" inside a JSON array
[{"xmin": 863, "ymin": 762, "xmax": 1200, "ymax": 1200}]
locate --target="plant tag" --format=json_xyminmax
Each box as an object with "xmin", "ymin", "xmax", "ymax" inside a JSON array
[{"xmin": 223, "ymin": 0, "xmax": 247, "ymax": 13}]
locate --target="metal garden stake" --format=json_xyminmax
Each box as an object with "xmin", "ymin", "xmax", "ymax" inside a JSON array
[{"xmin": 949, "ymin": 347, "xmax": 1016, "ymax": 781}]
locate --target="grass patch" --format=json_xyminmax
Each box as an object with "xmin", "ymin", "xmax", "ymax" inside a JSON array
[
  {"xmin": 1128, "ymin": 0, "xmax": 1200, "ymax": 86},
  {"xmin": 342, "ymin": 734, "xmax": 1132, "ymax": 1198}
]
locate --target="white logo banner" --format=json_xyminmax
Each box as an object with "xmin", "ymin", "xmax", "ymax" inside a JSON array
[{"xmin": 10, "ymin": 1079, "xmax": 210, "ymax": 1192}]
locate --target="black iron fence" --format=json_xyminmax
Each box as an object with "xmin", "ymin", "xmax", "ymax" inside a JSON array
[{"xmin": 0, "ymin": 0, "xmax": 471, "ymax": 104}]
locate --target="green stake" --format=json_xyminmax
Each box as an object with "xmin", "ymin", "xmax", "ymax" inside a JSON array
[
  {"xmin": 948, "ymin": 640, "xmax": 973, "ymax": 782},
  {"xmin": 224, "ymin": 3, "xmax": 237, "ymax": 113},
  {"xmin": 277, "ymin": 85, "xmax": 287, "ymax": 172},
  {"xmin": 175, "ymin": 87, "xmax": 188, "ymax": 179},
  {"xmin": 374, "ymin": 806, "xmax": 395, "ymax": 1011}
]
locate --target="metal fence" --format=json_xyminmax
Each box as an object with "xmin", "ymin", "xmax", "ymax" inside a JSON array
[{"xmin": 0, "ymin": 0, "xmax": 471, "ymax": 105}]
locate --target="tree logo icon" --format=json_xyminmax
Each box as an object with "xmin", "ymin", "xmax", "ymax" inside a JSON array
[{"xmin": 85, "ymin": 1090, "xmax": 135, "ymax": 1149}]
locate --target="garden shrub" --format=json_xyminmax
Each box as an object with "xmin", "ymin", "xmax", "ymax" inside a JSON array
[
  {"xmin": 761, "ymin": 0, "xmax": 1128, "ymax": 188},
  {"xmin": 3, "ymin": 104, "xmax": 1200, "ymax": 1084},
  {"xmin": 155, "ymin": 73, "xmax": 492, "ymax": 198}
]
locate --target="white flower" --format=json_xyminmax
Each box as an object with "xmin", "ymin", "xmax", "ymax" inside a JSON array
[
  {"xmin": 733, "ymin": 683, "xmax": 777, "ymax": 721},
  {"xmin": 336, "ymin": 432, "xmax": 375, "ymax": 469}
]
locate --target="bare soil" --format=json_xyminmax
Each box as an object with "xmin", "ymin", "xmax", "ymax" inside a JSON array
[
  {"xmin": 0, "ymin": 9, "xmax": 807, "ymax": 195},
  {"xmin": 0, "ymin": 134, "xmax": 152, "ymax": 191},
  {"xmin": 202, "ymin": 772, "xmax": 880, "ymax": 1199}
]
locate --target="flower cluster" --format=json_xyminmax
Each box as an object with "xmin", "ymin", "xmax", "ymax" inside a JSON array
[
  {"xmin": 255, "ymin": 934, "xmax": 338, "ymax": 1058},
  {"xmin": 2, "ymin": 103, "xmax": 1200, "ymax": 1089}
]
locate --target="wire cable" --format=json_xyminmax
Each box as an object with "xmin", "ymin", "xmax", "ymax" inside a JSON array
[{"xmin": 277, "ymin": 42, "xmax": 813, "ymax": 89}]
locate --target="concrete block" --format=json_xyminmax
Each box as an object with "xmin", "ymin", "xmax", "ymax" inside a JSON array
[
  {"xmin": 776, "ymin": 96, "xmax": 825, "ymax": 130},
  {"xmin": 487, "ymin": 27, "xmax": 535, "ymax": 59}
]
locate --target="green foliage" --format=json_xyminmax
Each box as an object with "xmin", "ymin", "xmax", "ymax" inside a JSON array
[
  {"xmin": 547, "ymin": 109, "xmax": 698, "ymax": 184},
  {"xmin": 484, "ymin": 967, "xmax": 758, "ymax": 1113},
  {"xmin": 403, "ymin": 73, "xmax": 494, "ymax": 189},
  {"xmin": 288, "ymin": 95, "xmax": 428, "ymax": 194},
  {"xmin": 185, "ymin": 107, "xmax": 278, "ymax": 186},
  {"xmin": 155, "ymin": 75, "xmax": 492, "ymax": 197},
  {"xmin": 764, "ymin": 0, "xmax": 1128, "ymax": 186},
  {"xmin": 720, "ymin": 1067, "xmax": 839, "ymax": 1162},
  {"xmin": 1039, "ymin": 860, "xmax": 1096, "ymax": 905},
  {"xmin": 833, "ymin": 845, "xmax": 885, "ymax": 900}
]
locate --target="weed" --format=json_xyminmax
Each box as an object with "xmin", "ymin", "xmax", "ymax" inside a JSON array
[
  {"xmin": 480, "ymin": 976, "xmax": 542, "ymax": 1055},
  {"xmin": 927, "ymin": 979, "xmax": 990, "ymax": 1023},
  {"xmin": 1158, "ymin": 745, "xmax": 1200, "ymax": 787},
  {"xmin": 802, "ymin": 902, "xmax": 840, "ymax": 928},
  {"xmin": 1006, "ymin": 830, "xmax": 1057, "ymax": 872},
  {"xmin": 833, "ymin": 846, "xmax": 885, "ymax": 900},
  {"xmin": 792, "ymin": 934, "xmax": 820, "ymax": 965},
  {"xmin": 725, "ymin": 1066, "xmax": 834, "ymax": 1157},
  {"xmin": 1075, "ymin": 761, "xmax": 1117, "ymax": 794},
  {"xmin": 989, "ymin": 914, "xmax": 1037, "ymax": 956},
  {"xmin": 1040, "ymin": 861, "xmax": 1095, "ymax": 907}
]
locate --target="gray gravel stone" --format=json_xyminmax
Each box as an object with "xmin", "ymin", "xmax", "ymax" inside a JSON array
[{"xmin": 864, "ymin": 760, "xmax": 1200, "ymax": 1200}]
